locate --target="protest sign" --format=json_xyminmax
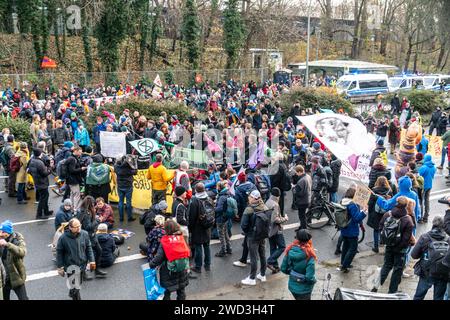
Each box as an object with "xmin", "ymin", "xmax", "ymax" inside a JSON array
[
  {"xmin": 100, "ymin": 131, "xmax": 126, "ymax": 158},
  {"xmin": 353, "ymin": 184, "xmax": 372, "ymax": 210},
  {"xmin": 425, "ymin": 135, "xmax": 442, "ymax": 158},
  {"xmin": 129, "ymin": 138, "xmax": 161, "ymax": 156},
  {"xmin": 109, "ymin": 169, "xmax": 174, "ymax": 210},
  {"xmin": 152, "ymin": 74, "xmax": 163, "ymax": 98}
]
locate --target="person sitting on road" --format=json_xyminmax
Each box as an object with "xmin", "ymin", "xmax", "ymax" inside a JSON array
[
  {"xmin": 55, "ymin": 199, "xmax": 75, "ymax": 231},
  {"xmin": 96, "ymin": 223, "xmax": 119, "ymax": 269},
  {"xmin": 95, "ymin": 197, "xmax": 115, "ymax": 230},
  {"xmin": 146, "ymin": 215, "xmax": 166, "ymax": 262}
]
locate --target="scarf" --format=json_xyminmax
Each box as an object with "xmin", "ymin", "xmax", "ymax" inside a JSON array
[{"xmin": 285, "ymin": 239, "xmax": 317, "ymax": 261}]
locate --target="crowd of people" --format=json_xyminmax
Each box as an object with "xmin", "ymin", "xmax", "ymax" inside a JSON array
[{"xmin": 0, "ymin": 77, "xmax": 449, "ymax": 301}]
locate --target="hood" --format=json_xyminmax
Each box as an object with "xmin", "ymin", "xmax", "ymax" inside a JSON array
[
  {"xmin": 391, "ymin": 206, "xmax": 407, "ymax": 219},
  {"xmin": 373, "ymin": 186, "xmax": 391, "ymax": 196},
  {"xmin": 219, "ymin": 188, "xmax": 229, "ymax": 195},
  {"xmin": 287, "ymin": 245, "xmax": 307, "ymax": 262},
  {"xmin": 429, "ymin": 228, "xmax": 447, "ymax": 241},
  {"xmin": 152, "ymin": 161, "xmax": 162, "ymax": 168},
  {"xmin": 97, "ymin": 233, "xmax": 111, "ymax": 243},
  {"xmin": 58, "ymin": 204, "xmax": 71, "ymax": 213},
  {"xmin": 195, "ymin": 191, "xmax": 209, "ymax": 200},
  {"xmin": 341, "ymin": 198, "xmax": 353, "ymax": 206},
  {"xmin": 398, "ymin": 176, "xmax": 412, "ymax": 193},
  {"xmin": 372, "ymin": 164, "xmax": 387, "ymax": 171},
  {"xmin": 250, "ymin": 200, "xmax": 267, "ymax": 212},
  {"xmin": 423, "ymin": 154, "xmax": 435, "ymax": 167}
]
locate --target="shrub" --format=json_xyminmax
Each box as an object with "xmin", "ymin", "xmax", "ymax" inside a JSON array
[
  {"xmin": 383, "ymin": 90, "xmax": 447, "ymax": 114},
  {"xmin": 278, "ymin": 87, "xmax": 354, "ymax": 119},
  {"xmin": 0, "ymin": 117, "xmax": 31, "ymax": 145}
]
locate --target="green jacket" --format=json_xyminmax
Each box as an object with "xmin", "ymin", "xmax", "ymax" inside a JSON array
[
  {"xmin": 0, "ymin": 260, "xmax": 5, "ymax": 300},
  {"xmin": 442, "ymin": 130, "xmax": 450, "ymax": 147},
  {"xmin": 281, "ymin": 245, "xmax": 316, "ymax": 295},
  {"xmin": 0, "ymin": 232, "xmax": 27, "ymax": 289}
]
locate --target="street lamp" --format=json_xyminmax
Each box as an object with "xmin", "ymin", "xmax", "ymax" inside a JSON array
[{"xmin": 305, "ymin": 0, "xmax": 312, "ymax": 88}]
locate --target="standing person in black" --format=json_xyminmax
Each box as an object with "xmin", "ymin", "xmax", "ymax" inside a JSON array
[
  {"xmin": 268, "ymin": 154, "xmax": 290, "ymax": 216},
  {"xmin": 390, "ymin": 94, "xmax": 401, "ymax": 115},
  {"xmin": 428, "ymin": 107, "xmax": 442, "ymax": 135},
  {"xmin": 66, "ymin": 146, "xmax": 87, "ymax": 211},
  {"xmin": 27, "ymin": 148, "xmax": 54, "ymax": 219},
  {"xmin": 114, "ymin": 156, "xmax": 138, "ymax": 222}
]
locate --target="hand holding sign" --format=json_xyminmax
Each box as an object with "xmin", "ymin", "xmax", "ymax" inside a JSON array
[{"xmin": 353, "ymin": 185, "xmax": 371, "ymax": 212}]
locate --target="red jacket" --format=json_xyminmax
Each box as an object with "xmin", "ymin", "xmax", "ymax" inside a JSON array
[{"xmin": 96, "ymin": 204, "xmax": 115, "ymax": 225}]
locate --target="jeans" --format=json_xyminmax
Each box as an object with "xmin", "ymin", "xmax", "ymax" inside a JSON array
[
  {"xmin": 379, "ymin": 247, "xmax": 407, "ymax": 293},
  {"xmin": 118, "ymin": 187, "xmax": 133, "ymax": 220},
  {"xmin": 36, "ymin": 188, "xmax": 49, "ymax": 217},
  {"xmin": 217, "ymin": 221, "xmax": 231, "ymax": 252},
  {"xmin": 17, "ymin": 183, "xmax": 27, "ymax": 202},
  {"xmin": 279, "ymin": 191, "xmax": 285, "ymax": 216},
  {"xmin": 267, "ymin": 234, "xmax": 286, "ymax": 268},
  {"xmin": 445, "ymin": 282, "xmax": 450, "ymax": 300},
  {"xmin": 69, "ymin": 184, "xmax": 81, "ymax": 211},
  {"xmin": 373, "ymin": 230, "xmax": 380, "ymax": 250},
  {"xmin": 297, "ymin": 205, "xmax": 309, "ymax": 230},
  {"xmin": 7, "ymin": 170, "xmax": 16, "ymax": 195},
  {"xmin": 423, "ymin": 189, "xmax": 431, "ymax": 220},
  {"xmin": 336, "ymin": 234, "xmax": 343, "ymax": 251},
  {"xmin": 91, "ymin": 237, "xmax": 103, "ymax": 267},
  {"xmin": 2, "ymin": 282, "xmax": 29, "ymax": 300},
  {"xmin": 413, "ymin": 276, "xmax": 448, "ymax": 300},
  {"xmin": 152, "ymin": 189, "xmax": 166, "ymax": 206},
  {"xmin": 248, "ymin": 237, "xmax": 267, "ymax": 279},
  {"xmin": 341, "ymin": 237, "xmax": 358, "ymax": 269},
  {"xmin": 441, "ymin": 146, "xmax": 448, "ymax": 167},
  {"xmin": 163, "ymin": 288, "xmax": 186, "ymax": 300},
  {"xmin": 194, "ymin": 242, "xmax": 211, "ymax": 269},
  {"xmin": 329, "ymin": 192, "xmax": 338, "ymax": 203},
  {"xmin": 239, "ymin": 235, "xmax": 249, "ymax": 263}
]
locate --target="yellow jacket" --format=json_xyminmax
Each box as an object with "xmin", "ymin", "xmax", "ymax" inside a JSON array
[
  {"xmin": 146, "ymin": 162, "xmax": 175, "ymax": 191},
  {"xmin": 15, "ymin": 150, "xmax": 28, "ymax": 184}
]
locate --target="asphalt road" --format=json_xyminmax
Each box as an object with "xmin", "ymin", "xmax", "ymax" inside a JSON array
[{"xmin": 1, "ymin": 156, "xmax": 449, "ymax": 300}]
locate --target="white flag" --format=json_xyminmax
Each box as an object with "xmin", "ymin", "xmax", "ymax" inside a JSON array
[
  {"xmin": 229, "ymin": 166, "xmax": 244, "ymax": 196},
  {"xmin": 152, "ymin": 74, "xmax": 163, "ymax": 98}
]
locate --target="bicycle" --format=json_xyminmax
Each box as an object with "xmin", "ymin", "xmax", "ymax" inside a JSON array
[{"xmin": 306, "ymin": 190, "xmax": 336, "ymax": 229}]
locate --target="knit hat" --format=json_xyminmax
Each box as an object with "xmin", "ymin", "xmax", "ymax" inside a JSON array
[
  {"xmin": 415, "ymin": 152, "xmax": 424, "ymax": 161},
  {"xmin": 175, "ymin": 186, "xmax": 186, "ymax": 197},
  {"xmin": 271, "ymin": 187, "xmax": 281, "ymax": 198},
  {"xmin": 313, "ymin": 142, "xmax": 321, "ymax": 150},
  {"xmin": 64, "ymin": 141, "xmax": 74, "ymax": 149},
  {"xmin": 63, "ymin": 199, "xmax": 72, "ymax": 207},
  {"xmin": 0, "ymin": 220, "xmax": 13, "ymax": 234},
  {"xmin": 249, "ymin": 190, "xmax": 261, "ymax": 200},
  {"xmin": 70, "ymin": 112, "xmax": 77, "ymax": 119},
  {"xmin": 377, "ymin": 139, "xmax": 384, "ymax": 146},
  {"xmin": 70, "ymin": 102, "xmax": 77, "ymax": 108},
  {"xmin": 157, "ymin": 200, "xmax": 168, "ymax": 210},
  {"xmin": 97, "ymin": 223, "xmax": 108, "ymax": 232},
  {"xmin": 238, "ymin": 171, "xmax": 246, "ymax": 182}
]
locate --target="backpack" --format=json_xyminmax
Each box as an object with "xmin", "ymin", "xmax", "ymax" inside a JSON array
[
  {"xmin": 379, "ymin": 150, "xmax": 388, "ymax": 166},
  {"xmin": 374, "ymin": 203, "xmax": 387, "ymax": 215},
  {"xmin": 225, "ymin": 197, "xmax": 238, "ymax": 219},
  {"xmin": 111, "ymin": 233, "xmax": 125, "ymax": 246},
  {"xmin": 9, "ymin": 155, "xmax": 21, "ymax": 172},
  {"xmin": 160, "ymin": 235, "xmax": 190, "ymax": 273},
  {"xmin": 252, "ymin": 209, "xmax": 273, "ymax": 241},
  {"xmin": 86, "ymin": 164, "xmax": 110, "ymax": 186},
  {"xmin": 334, "ymin": 203, "xmax": 351, "ymax": 229},
  {"xmin": 422, "ymin": 237, "xmax": 449, "ymax": 280},
  {"xmin": 416, "ymin": 175, "xmax": 424, "ymax": 189},
  {"xmin": 381, "ymin": 214, "xmax": 403, "ymax": 247},
  {"xmin": 197, "ymin": 198, "xmax": 215, "ymax": 229},
  {"xmin": 254, "ymin": 174, "xmax": 270, "ymax": 198},
  {"xmin": 324, "ymin": 167, "xmax": 333, "ymax": 189},
  {"xmin": 56, "ymin": 159, "xmax": 69, "ymax": 179}
]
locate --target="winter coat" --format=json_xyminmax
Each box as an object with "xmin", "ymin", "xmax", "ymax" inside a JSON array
[
  {"xmin": 430, "ymin": 109, "xmax": 442, "ymax": 125},
  {"xmin": 266, "ymin": 196, "xmax": 288, "ymax": 238},
  {"xmin": 0, "ymin": 232, "xmax": 27, "ymax": 289},
  {"xmin": 311, "ymin": 166, "xmax": 327, "ymax": 192},
  {"xmin": 97, "ymin": 233, "xmax": 117, "ymax": 268},
  {"xmin": 77, "ymin": 208, "xmax": 99, "ymax": 240},
  {"xmin": 204, "ymin": 171, "xmax": 220, "ymax": 190},
  {"xmin": 269, "ymin": 160, "xmax": 289, "ymax": 191},
  {"xmin": 0, "ymin": 259, "xmax": 5, "ymax": 299},
  {"xmin": 281, "ymin": 246, "xmax": 316, "ymax": 295},
  {"xmin": 367, "ymin": 186, "xmax": 392, "ymax": 231},
  {"xmin": 411, "ymin": 228, "xmax": 450, "ymax": 278},
  {"xmin": 241, "ymin": 200, "xmax": 269, "ymax": 239},
  {"xmin": 55, "ymin": 205, "xmax": 75, "ymax": 230},
  {"xmin": 149, "ymin": 241, "xmax": 189, "ymax": 293},
  {"xmin": 376, "ymin": 123, "xmax": 388, "ymax": 137},
  {"xmin": 27, "ymin": 157, "xmax": 52, "ymax": 190},
  {"xmin": 188, "ymin": 193, "xmax": 212, "ymax": 245},
  {"xmin": 438, "ymin": 116, "xmax": 448, "ymax": 130},
  {"xmin": 74, "ymin": 128, "xmax": 90, "ymax": 147},
  {"xmin": 235, "ymin": 181, "xmax": 257, "ymax": 215},
  {"xmin": 377, "ymin": 176, "xmax": 421, "ymax": 221},
  {"xmin": 114, "ymin": 160, "xmax": 138, "ymax": 190},
  {"xmin": 294, "ymin": 174, "xmax": 312, "ymax": 207},
  {"xmin": 92, "ymin": 123, "xmax": 106, "ymax": 144},
  {"xmin": 146, "ymin": 162, "xmax": 174, "ymax": 191},
  {"xmin": 445, "ymin": 209, "xmax": 450, "ymax": 236},
  {"xmin": 379, "ymin": 207, "xmax": 414, "ymax": 252},
  {"xmin": 369, "ymin": 146, "xmax": 387, "ymax": 167},
  {"xmin": 56, "ymin": 229, "xmax": 95, "ymax": 271},
  {"xmin": 96, "ymin": 204, "xmax": 115, "ymax": 226},
  {"xmin": 172, "ymin": 198, "xmax": 188, "ymax": 228},
  {"xmin": 15, "ymin": 150, "xmax": 28, "ymax": 184},
  {"xmin": 215, "ymin": 188, "xmax": 229, "ymax": 224},
  {"xmin": 418, "ymin": 154, "xmax": 436, "ymax": 191},
  {"xmin": 140, "ymin": 206, "xmax": 163, "ymax": 235},
  {"xmin": 388, "ymin": 121, "xmax": 400, "ymax": 145},
  {"xmin": 368, "ymin": 164, "xmax": 392, "ymax": 189},
  {"xmin": 329, "ymin": 159, "xmax": 342, "ymax": 193},
  {"xmin": 340, "ymin": 198, "xmax": 366, "ymax": 238},
  {"xmin": 65, "ymin": 155, "xmax": 84, "ymax": 185},
  {"xmin": 416, "ymin": 136, "xmax": 429, "ymax": 154}
]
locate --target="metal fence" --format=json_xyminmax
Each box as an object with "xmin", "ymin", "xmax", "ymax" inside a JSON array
[{"xmin": 0, "ymin": 68, "xmax": 270, "ymax": 90}]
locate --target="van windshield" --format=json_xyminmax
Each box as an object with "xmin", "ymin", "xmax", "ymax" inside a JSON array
[
  {"xmin": 336, "ymin": 80, "xmax": 351, "ymax": 91},
  {"xmin": 388, "ymin": 78, "xmax": 403, "ymax": 88},
  {"xmin": 424, "ymin": 78, "xmax": 437, "ymax": 87}
]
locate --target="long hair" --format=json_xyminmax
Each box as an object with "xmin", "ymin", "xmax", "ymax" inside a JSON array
[
  {"xmin": 80, "ymin": 196, "xmax": 96, "ymax": 221},
  {"xmin": 374, "ymin": 176, "xmax": 391, "ymax": 190}
]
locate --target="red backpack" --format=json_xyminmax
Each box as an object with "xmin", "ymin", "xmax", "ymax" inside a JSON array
[
  {"xmin": 9, "ymin": 155, "xmax": 21, "ymax": 172},
  {"xmin": 160, "ymin": 235, "xmax": 190, "ymax": 262}
]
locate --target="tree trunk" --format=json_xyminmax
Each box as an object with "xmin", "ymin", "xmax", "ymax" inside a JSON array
[
  {"xmin": 437, "ymin": 42, "xmax": 447, "ymax": 69},
  {"xmin": 321, "ymin": 0, "xmax": 333, "ymax": 41},
  {"xmin": 404, "ymin": 36, "xmax": 413, "ymax": 72},
  {"xmin": 81, "ymin": 9, "xmax": 93, "ymax": 75},
  {"xmin": 379, "ymin": 28, "xmax": 388, "ymax": 56}
]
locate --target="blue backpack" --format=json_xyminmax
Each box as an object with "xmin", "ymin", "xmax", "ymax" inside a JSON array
[{"xmin": 225, "ymin": 197, "xmax": 238, "ymax": 219}]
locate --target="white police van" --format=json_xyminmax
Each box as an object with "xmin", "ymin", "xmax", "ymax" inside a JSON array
[
  {"xmin": 388, "ymin": 75, "xmax": 425, "ymax": 92},
  {"xmin": 336, "ymin": 73, "xmax": 389, "ymax": 102},
  {"xmin": 423, "ymin": 75, "xmax": 450, "ymax": 91}
]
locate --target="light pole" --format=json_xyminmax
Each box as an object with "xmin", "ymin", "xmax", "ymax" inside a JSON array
[{"xmin": 305, "ymin": 0, "xmax": 312, "ymax": 88}]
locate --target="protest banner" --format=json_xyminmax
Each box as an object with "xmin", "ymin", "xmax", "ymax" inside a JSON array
[
  {"xmin": 425, "ymin": 135, "xmax": 442, "ymax": 158},
  {"xmin": 109, "ymin": 169, "xmax": 174, "ymax": 211},
  {"xmin": 353, "ymin": 184, "xmax": 372, "ymax": 210},
  {"xmin": 129, "ymin": 138, "xmax": 161, "ymax": 156},
  {"xmin": 152, "ymin": 74, "xmax": 163, "ymax": 98},
  {"xmin": 297, "ymin": 114, "xmax": 376, "ymax": 183},
  {"xmin": 100, "ymin": 131, "xmax": 126, "ymax": 158}
]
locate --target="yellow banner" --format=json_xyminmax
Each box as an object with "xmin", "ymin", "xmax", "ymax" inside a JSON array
[
  {"xmin": 109, "ymin": 169, "xmax": 174, "ymax": 212},
  {"xmin": 425, "ymin": 135, "xmax": 442, "ymax": 158}
]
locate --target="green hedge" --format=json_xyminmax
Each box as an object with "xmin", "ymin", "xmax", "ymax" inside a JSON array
[
  {"xmin": 0, "ymin": 117, "xmax": 31, "ymax": 145},
  {"xmin": 86, "ymin": 98, "xmax": 192, "ymax": 130},
  {"xmin": 278, "ymin": 87, "xmax": 354, "ymax": 119},
  {"xmin": 383, "ymin": 90, "xmax": 447, "ymax": 114}
]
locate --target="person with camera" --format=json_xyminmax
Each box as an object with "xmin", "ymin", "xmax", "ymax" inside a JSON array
[
  {"xmin": 114, "ymin": 155, "xmax": 138, "ymax": 222},
  {"xmin": 56, "ymin": 218, "xmax": 95, "ymax": 300},
  {"xmin": 28, "ymin": 148, "xmax": 54, "ymax": 219}
]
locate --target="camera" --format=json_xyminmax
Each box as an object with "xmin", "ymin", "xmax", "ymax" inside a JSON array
[{"xmin": 438, "ymin": 196, "xmax": 450, "ymax": 205}]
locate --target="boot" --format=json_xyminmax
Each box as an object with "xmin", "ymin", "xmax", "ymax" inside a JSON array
[
  {"xmin": 95, "ymin": 269, "xmax": 108, "ymax": 277},
  {"xmin": 215, "ymin": 250, "xmax": 226, "ymax": 257}
]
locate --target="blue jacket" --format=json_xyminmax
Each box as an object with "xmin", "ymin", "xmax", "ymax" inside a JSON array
[
  {"xmin": 418, "ymin": 154, "xmax": 436, "ymax": 191},
  {"xmin": 416, "ymin": 136, "xmax": 429, "ymax": 154},
  {"xmin": 204, "ymin": 171, "xmax": 220, "ymax": 190},
  {"xmin": 215, "ymin": 188, "xmax": 229, "ymax": 224},
  {"xmin": 93, "ymin": 123, "xmax": 106, "ymax": 144},
  {"xmin": 340, "ymin": 199, "xmax": 366, "ymax": 238},
  {"xmin": 235, "ymin": 181, "xmax": 257, "ymax": 215},
  {"xmin": 74, "ymin": 128, "xmax": 91, "ymax": 146},
  {"xmin": 55, "ymin": 205, "xmax": 74, "ymax": 230},
  {"xmin": 377, "ymin": 176, "xmax": 421, "ymax": 221}
]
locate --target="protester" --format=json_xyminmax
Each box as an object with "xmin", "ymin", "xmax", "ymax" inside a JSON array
[
  {"xmin": 281, "ymin": 229, "xmax": 317, "ymax": 300},
  {"xmin": 28, "ymin": 148, "xmax": 54, "ymax": 219},
  {"xmin": 293, "ymin": 165, "xmax": 312, "ymax": 230},
  {"xmin": 95, "ymin": 197, "xmax": 115, "ymax": 230},
  {"xmin": 3, "ymin": 135, "xmax": 16, "ymax": 197},
  {"xmin": 146, "ymin": 153, "xmax": 174, "ymax": 205},
  {"xmin": 328, "ymin": 153, "xmax": 342, "ymax": 203},
  {"xmin": 66, "ymin": 146, "xmax": 87, "ymax": 211},
  {"xmin": 214, "ymin": 181, "xmax": 232, "ymax": 257},
  {"xmin": 55, "ymin": 199, "xmax": 75, "ymax": 231},
  {"xmin": 146, "ymin": 215, "xmax": 166, "ymax": 262},
  {"xmin": 14, "ymin": 142, "xmax": 29, "ymax": 204},
  {"xmin": 418, "ymin": 154, "xmax": 436, "ymax": 224},
  {"xmin": 388, "ymin": 116, "xmax": 401, "ymax": 154},
  {"xmin": 173, "ymin": 161, "xmax": 192, "ymax": 199},
  {"xmin": 368, "ymin": 158, "xmax": 392, "ymax": 189},
  {"xmin": 114, "ymin": 155, "xmax": 138, "ymax": 222},
  {"xmin": 369, "ymin": 140, "xmax": 387, "ymax": 167},
  {"xmin": 234, "ymin": 171, "xmax": 257, "ymax": 219},
  {"xmin": 96, "ymin": 223, "xmax": 119, "ymax": 268},
  {"xmin": 85, "ymin": 154, "xmax": 113, "ymax": 202},
  {"xmin": 428, "ymin": 107, "xmax": 442, "ymax": 135}
]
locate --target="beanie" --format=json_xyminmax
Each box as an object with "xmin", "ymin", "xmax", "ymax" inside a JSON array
[
  {"xmin": 0, "ymin": 220, "xmax": 13, "ymax": 235},
  {"xmin": 97, "ymin": 223, "xmax": 108, "ymax": 232},
  {"xmin": 175, "ymin": 186, "xmax": 187, "ymax": 197},
  {"xmin": 64, "ymin": 141, "xmax": 74, "ymax": 149},
  {"xmin": 377, "ymin": 139, "xmax": 384, "ymax": 146},
  {"xmin": 63, "ymin": 199, "xmax": 72, "ymax": 207},
  {"xmin": 313, "ymin": 142, "xmax": 320, "ymax": 150},
  {"xmin": 271, "ymin": 187, "xmax": 281, "ymax": 198},
  {"xmin": 238, "ymin": 171, "xmax": 246, "ymax": 182},
  {"xmin": 157, "ymin": 200, "xmax": 168, "ymax": 210}
]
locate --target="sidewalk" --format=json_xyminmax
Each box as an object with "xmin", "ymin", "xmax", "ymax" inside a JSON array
[{"xmin": 189, "ymin": 249, "xmax": 434, "ymax": 300}]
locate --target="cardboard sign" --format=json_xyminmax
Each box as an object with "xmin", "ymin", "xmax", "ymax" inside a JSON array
[{"xmin": 353, "ymin": 185, "xmax": 372, "ymax": 210}]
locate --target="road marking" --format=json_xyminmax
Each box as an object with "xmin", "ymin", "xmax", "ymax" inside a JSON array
[
  {"xmin": 431, "ymin": 188, "xmax": 450, "ymax": 195},
  {"xmin": 13, "ymin": 217, "xmax": 56, "ymax": 226}
]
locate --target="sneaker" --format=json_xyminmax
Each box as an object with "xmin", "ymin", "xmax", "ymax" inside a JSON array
[
  {"xmin": 226, "ymin": 248, "xmax": 232, "ymax": 255},
  {"xmin": 128, "ymin": 217, "xmax": 136, "ymax": 222},
  {"xmin": 34, "ymin": 201, "xmax": 39, "ymax": 204},
  {"xmin": 241, "ymin": 277, "xmax": 256, "ymax": 286},
  {"xmin": 402, "ymin": 272, "xmax": 411, "ymax": 278},
  {"xmin": 372, "ymin": 247, "xmax": 379, "ymax": 253},
  {"xmin": 256, "ymin": 274, "xmax": 267, "ymax": 282},
  {"xmin": 336, "ymin": 266, "xmax": 349, "ymax": 273},
  {"xmin": 191, "ymin": 267, "xmax": 202, "ymax": 273},
  {"xmin": 233, "ymin": 261, "xmax": 247, "ymax": 268},
  {"xmin": 371, "ymin": 287, "xmax": 378, "ymax": 293},
  {"xmin": 204, "ymin": 265, "xmax": 211, "ymax": 272}
]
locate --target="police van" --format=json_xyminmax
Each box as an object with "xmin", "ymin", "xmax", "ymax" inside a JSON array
[
  {"xmin": 388, "ymin": 75, "xmax": 425, "ymax": 92},
  {"xmin": 423, "ymin": 75, "xmax": 450, "ymax": 91},
  {"xmin": 336, "ymin": 73, "xmax": 389, "ymax": 102}
]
